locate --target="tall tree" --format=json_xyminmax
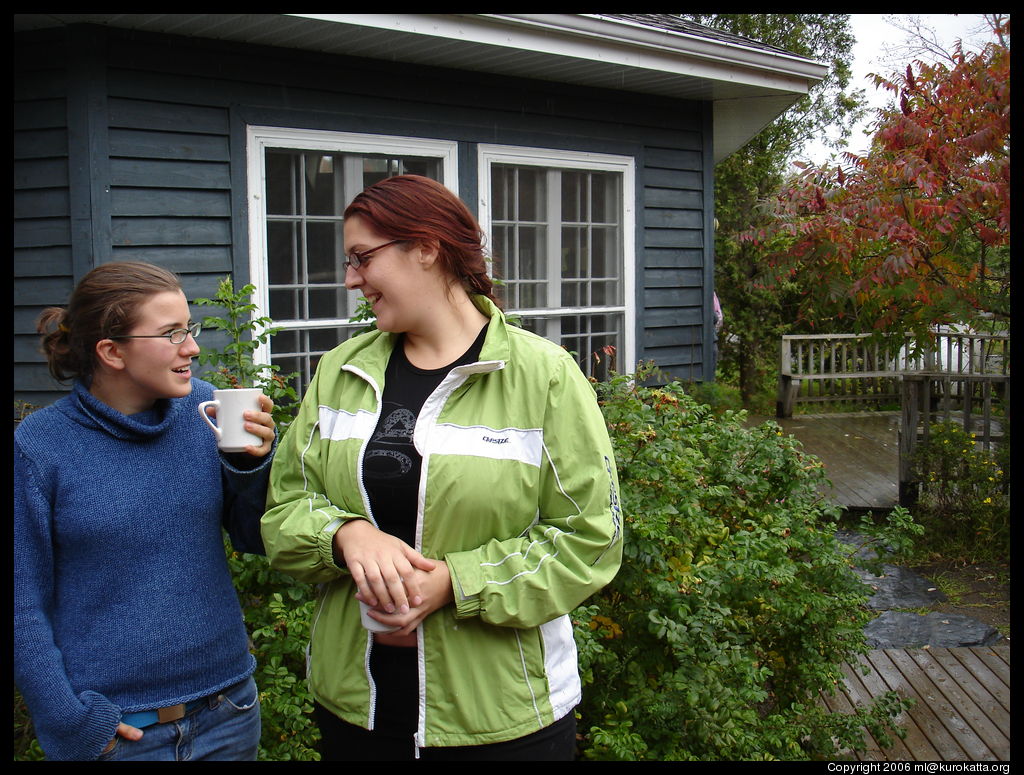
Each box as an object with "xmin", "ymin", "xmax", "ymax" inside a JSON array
[
  {"xmin": 682, "ymin": 14, "xmax": 865, "ymax": 407},
  {"xmin": 749, "ymin": 15, "xmax": 1010, "ymax": 339}
]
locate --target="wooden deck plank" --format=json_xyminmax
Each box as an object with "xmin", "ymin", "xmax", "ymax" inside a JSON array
[
  {"xmin": 969, "ymin": 646, "xmax": 1011, "ymax": 690},
  {"xmin": 906, "ymin": 649, "xmax": 1010, "ymax": 759},
  {"xmin": 819, "ymin": 681, "xmax": 883, "ymax": 761},
  {"xmin": 844, "ymin": 654, "xmax": 927, "ymax": 760},
  {"xmin": 928, "ymin": 649, "xmax": 1010, "ymax": 738},
  {"xmin": 824, "ymin": 648, "xmax": 1011, "ymax": 761},
  {"xmin": 884, "ymin": 648, "xmax": 996, "ymax": 761},
  {"xmin": 824, "ymin": 666, "xmax": 885, "ymax": 761},
  {"xmin": 864, "ymin": 649, "xmax": 968, "ymax": 760},
  {"xmin": 988, "ymin": 646, "xmax": 1011, "ymax": 671},
  {"xmin": 948, "ymin": 648, "xmax": 1011, "ymax": 713}
]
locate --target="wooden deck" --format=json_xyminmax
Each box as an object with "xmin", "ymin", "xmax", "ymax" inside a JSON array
[
  {"xmin": 746, "ymin": 413, "xmax": 1011, "ymax": 760},
  {"xmin": 822, "ymin": 646, "xmax": 1011, "ymax": 761},
  {"xmin": 751, "ymin": 412, "xmax": 901, "ymax": 511}
]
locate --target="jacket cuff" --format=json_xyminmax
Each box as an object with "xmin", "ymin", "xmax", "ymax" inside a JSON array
[
  {"xmin": 316, "ymin": 517, "xmax": 347, "ymax": 572},
  {"xmin": 445, "ymin": 551, "xmax": 483, "ymax": 619}
]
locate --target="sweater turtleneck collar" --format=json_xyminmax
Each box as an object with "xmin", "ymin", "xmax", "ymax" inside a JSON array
[{"xmin": 65, "ymin": 380, "xmax": 184, "ymax": 441}]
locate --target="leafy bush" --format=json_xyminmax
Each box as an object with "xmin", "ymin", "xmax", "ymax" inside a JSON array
[
  {"xmin": 572, "ymin": 365, "xmax": 911, "ymax": 760},
  {"xmin": 225, "ymin": 545, "xmax": 320, "ymax": 760},
  {"xmin": 909, "ymin": 422, "xmax": 1010, "ymax": 560},
  {"xmin": 194, "ymin": 276, "xmax": 300, "ymax": 430},
  {"xmin": 678, "ymin": 379, "xmax": 744, "ymax": 416}
]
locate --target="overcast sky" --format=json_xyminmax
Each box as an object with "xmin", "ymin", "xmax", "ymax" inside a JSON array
[{"xmin": 799, "ymin": 13, "xmax": 995, "ymax": 166}]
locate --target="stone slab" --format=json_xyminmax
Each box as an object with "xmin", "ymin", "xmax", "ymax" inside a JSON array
[
  {"xmin": 864, "ymin": 611, "xmax": 1002, "ymax": 649},
  {"xmin": 853, "ymin": 564, "xmax": 948, "ymax": 610}
]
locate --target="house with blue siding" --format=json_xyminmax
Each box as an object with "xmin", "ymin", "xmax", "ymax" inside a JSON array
[{"xmin": 14, "ymin": 13, "xmax": 827, "ymax": 407}]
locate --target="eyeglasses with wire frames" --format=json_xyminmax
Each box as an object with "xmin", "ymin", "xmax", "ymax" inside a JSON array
[
  {"xmin": 110, "ymin": 322, "xmax": 201, "ymax": 345},
  {"xmin": 343, "ymin": 239, "xmax": 405, "ymax": 271}
]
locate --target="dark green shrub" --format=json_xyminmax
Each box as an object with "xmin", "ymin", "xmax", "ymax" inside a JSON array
[
  {"xmin": 572, "ymin": 365, "xmax": 911, "ymax": 760},
  {"xmin": 678, "ymin": 379, "xmax": 744, "ymax": 415},
  {"xmin": 225, "ymin": 546, "xmax": 320, "ymax": 760},
  {"xmin": 909, "ymin": 421, "xmax": 1010, "ymax": 560}
]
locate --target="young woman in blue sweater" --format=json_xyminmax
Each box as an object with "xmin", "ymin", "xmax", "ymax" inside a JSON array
[{"xmin": 14, "ymin": 262, "xmax": 276, "ymax": 761}]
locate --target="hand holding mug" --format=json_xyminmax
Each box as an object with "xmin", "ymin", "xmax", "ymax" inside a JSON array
[{"xmin": 198, "ymin": 388, "xmax": 276, "ymax": 456}]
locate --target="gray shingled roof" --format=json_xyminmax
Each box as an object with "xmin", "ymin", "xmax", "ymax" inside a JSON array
[{"xmin": 601, "ymin": 14, "xmax": 806, "ymax": 58}]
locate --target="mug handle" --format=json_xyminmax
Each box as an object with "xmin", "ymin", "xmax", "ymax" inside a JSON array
[{"xmin": 197, "ymin": 400, "xmax": 222, "ymax": 439}]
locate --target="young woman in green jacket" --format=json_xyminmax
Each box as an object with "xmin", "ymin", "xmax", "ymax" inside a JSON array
[{"xmin": 262, "ymin": 175, "xmax": 622, "ymax": 760}]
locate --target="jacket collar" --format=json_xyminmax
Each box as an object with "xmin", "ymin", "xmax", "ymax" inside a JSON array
[
  {"xmin": 472, "ymin": 295, "xmax": 511, "ymax": 366},
  {"xmin": 343, "ymin": 295, "xmax": 510, "ymax": 388}
]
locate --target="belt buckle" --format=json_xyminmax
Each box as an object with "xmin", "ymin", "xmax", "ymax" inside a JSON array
[{"xmin": 157, "ymin": 704, "xmax": 186, "ymax": 724}]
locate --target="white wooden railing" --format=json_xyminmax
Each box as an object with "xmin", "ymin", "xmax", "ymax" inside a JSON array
[
  {"xmin": 776, "ymin": 329, "xmax": 1010, "ymax": 506},
  {"xmin": 777, "ymin": 331, "xmax": 1009, "ymax": 418}
]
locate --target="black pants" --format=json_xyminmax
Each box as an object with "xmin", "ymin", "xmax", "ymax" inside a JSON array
[{"xmin": 313, "ymin": 645, "xmax": 576, "ymax": 761}]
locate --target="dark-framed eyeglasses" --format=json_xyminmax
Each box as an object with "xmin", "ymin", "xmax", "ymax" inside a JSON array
[
  {"xmin": 111, "ymin": 322, "xmax": 201, "ymax": 345},
  {"xmin": 344, "ymin": 239, "xmax": 405, "ymax": 271}
]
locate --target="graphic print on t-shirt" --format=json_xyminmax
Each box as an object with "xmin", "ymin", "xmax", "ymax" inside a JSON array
[{"xmin": 365, "ymin": 405, "xmax": 417, "ymax": 478}]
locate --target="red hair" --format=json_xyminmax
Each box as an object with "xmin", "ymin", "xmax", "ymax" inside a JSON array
[{"xmin": 344, "ymin": 175, "xmax": 498, "ymax": 305}]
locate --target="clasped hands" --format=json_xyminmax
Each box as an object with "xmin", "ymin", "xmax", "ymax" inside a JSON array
[{"xmin": 333, "ymin": 519, "xmax": 453, "ymax": 637}]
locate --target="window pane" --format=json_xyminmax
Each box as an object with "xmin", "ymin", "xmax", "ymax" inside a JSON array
[
  {"xmin": 488, "ymin": 160, "xmax": 624, "ymax": 377},
  {"xmin": 399, "ymin": 158, "xmax": 442, "ymax": 178},
  {"xmin": 362, "ymin": 156, "xmax": 441, "ymax": 188},
  {"xmin": 273, "ymin": 329, "xmax": 299, "ymax": 354},
  {"xmin": 272, "ymin": 355, "xmax": 303, "ymax": 401},
  {"xmin": 561, "ymin": 226, "xmax": 584, "ymax": 279},
  {"xmin": 305, "ymin": 153, "xmax": 340, "ymax": 216},
  {"xmin": 308, "ymin": 288, "xmax": 344, "ymax": 320},
  {"xmin": 266, "ymin": 151, "xmax": 298, "ymax": 215},
  {"xmin": 308, "ymin": 326, "xmax": 349, "ymax": 353},
  {"xmin": 519, "ymin": 226, "xmax": 545, "ymax": 281},
  {"xmin": 516, "ymin": 167, "xmax": 543, "ymax": 221},
  {"xmin": 519, "ymin": 282, "xmax": 542, "ymax": 309},
  {"xmin": 267, "ymin": 221, "xmax": 299, "ymax": 285},
  {"xmin": 492, "ymin": 167, "xmax": 510, "ymax": 221},
  {"xmin": 561, "ymin": 170, "xmax": 583, "ymax": 222},
  {"xmin": 591, "ymin": 173, "xmax": 616, "ymax": 223},
  {"xmin": 564, "ymin": 282, "xmax": 584, "ymax": 308},
  {"xmin": 306, "ymin": 222, "xmax": 342, "ymax": 285},
  {"xmin": 269, "ymin": 288, "xmax": 298, "ymax": 320},
  {"xmin": 590, "ymin": 226, "xmax": 617, "ymax": 280}
]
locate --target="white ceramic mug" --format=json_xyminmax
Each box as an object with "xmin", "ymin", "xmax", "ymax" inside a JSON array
[
  {"xmin": 359, "ymin": 600, "xmax": 400, "ymax": 633},
  {"xmin": 197, "ymin": 388, "xmax": 264, "ymax": 452}
]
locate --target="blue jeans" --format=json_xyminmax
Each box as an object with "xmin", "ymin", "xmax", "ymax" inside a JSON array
[{"xmin": 97, "ymin": 677, "xmax": 261, "ymax": 761}]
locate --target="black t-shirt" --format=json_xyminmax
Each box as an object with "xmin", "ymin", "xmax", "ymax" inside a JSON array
[{"xmin": 363, "ymin": 325, "xmax": 488, "ymax": 546}]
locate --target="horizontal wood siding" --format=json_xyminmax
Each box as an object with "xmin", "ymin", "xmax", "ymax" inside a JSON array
[
  {"xmin": 14, "ymin": 31, "xmax": 74, "ymax": 406},
  {"xmin": 642, "ymin": 137, "xmax": 708, "ymax": 380},
  {"xmin": 106, "ymin": 96, "xmax": 234, "ymax": 285},
  {"xmin": 14, "ymin": 23, "xmax": 714, "ymax": 406}
]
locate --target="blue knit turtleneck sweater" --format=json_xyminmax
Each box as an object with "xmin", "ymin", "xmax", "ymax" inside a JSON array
[{"xmin": 14, "ymin": 379, "xmax": 272, "ymax": 761}]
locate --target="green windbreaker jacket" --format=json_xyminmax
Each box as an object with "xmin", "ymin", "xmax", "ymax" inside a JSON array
[{"xmin": 262, "ymin": 296, "xmax": 623, "ymax": 749}]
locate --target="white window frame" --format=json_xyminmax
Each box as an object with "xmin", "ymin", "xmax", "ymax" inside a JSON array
[
  {"xmin": 477, "ymin": 144, "xmax": 636, "ymax": 374},
  {"xmin": 245, "ymin": 126, "xmax": 459, "ymax": 366}
]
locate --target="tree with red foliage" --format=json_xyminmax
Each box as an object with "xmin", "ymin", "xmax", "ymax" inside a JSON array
[{"xmin": 748, "ymin": 15, "xmax": 1009, "ymax": 339}]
